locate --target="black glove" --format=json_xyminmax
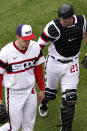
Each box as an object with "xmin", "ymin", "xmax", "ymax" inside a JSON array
[{"xmin": 0, "ymin": 104, "xmax": 9, "ymax": 124}]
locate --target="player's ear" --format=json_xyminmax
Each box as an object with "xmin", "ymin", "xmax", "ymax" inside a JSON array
[
  {"xmin": 16, "ymin": 35, "xmax": 20, "ymax": 38},
  {"xmin": 16, "ymin": 35, "xmax": 22, "ymax": 40}
]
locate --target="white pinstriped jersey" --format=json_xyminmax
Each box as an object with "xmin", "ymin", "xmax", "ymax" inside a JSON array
[{"xmin": 0, "ymin": 40, "xmax": 45, "ymax": 89}]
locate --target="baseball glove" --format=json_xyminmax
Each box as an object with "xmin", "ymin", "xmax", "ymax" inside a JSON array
[
  {"xmin": 81, "ymin": 53, "xmax": 87, "ymax": 69},
  {"xmin": 0, "ymin": 104, "xmax": 9, "ymax": 124}
]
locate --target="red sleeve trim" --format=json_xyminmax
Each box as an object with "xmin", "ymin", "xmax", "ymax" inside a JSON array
[
  {"xmin": 43, "ymin": 31, "xmax": 50, "ymax": 38},
  {"xmin": 0, "ymin": 74, "xmax": 3, "ymax": 99},
  {"xmin": 40, "ymin": 31, "xmax": 51, "ymax": 42},
  {"xmin": 40, "ymin": 35, "xmax": 48, "ymax": 42},
  {"xmin": 34, "ymin": 64, "xmax": 44, "ymax": 91}
]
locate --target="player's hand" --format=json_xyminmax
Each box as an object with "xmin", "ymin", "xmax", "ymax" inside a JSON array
[
  {"xmin": 0, "ymin": 99, "xmax": 3, "ymax": 105},
  {"xmin": 38, "ymin": 90, "xmax": 45, "ymax": 102}
]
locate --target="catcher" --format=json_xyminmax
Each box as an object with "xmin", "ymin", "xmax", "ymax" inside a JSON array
[{"xmin": 38, "ymin": 3, "xmax": 87, "ymax": 131}]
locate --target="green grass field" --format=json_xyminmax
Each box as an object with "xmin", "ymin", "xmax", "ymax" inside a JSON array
[{"xmin": 0, "ymin": 0, "xmax": 87, "ymax": 131}]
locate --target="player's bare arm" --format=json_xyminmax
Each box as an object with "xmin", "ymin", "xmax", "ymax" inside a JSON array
[
  {"xmin": 0, "ymin": 99, "xmax": 3, "ymax": 104},
  {"xmin": 38, "ymin": 90, "xmax": 45, "ymax": 102}
]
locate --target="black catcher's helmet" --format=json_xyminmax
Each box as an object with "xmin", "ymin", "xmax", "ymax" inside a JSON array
[{"xmin": 58, "ymin": 4, "xmax": 74, "ymax": 19}]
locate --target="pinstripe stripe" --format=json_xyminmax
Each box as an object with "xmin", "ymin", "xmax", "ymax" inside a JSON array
[{"xmin": 7, "ymin": 88, "xmax": 12, "ymax": 131}]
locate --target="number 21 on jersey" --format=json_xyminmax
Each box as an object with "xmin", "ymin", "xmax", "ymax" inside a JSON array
[{"xmin": 70, "ymin": 63, "xmax": 79, "ymax": 73}]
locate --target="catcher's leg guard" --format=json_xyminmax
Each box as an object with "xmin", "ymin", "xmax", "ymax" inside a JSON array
[
  {"xmin": 39, "ymin": 88, "xmax": 57, "ymax": 116},
  {"xmin": 42, "ymin": 87, "xmax": 58, "ymax": 104},
  {"xmin": 61, "ymin": 89, "xmax": 77, "ymax": 131}
]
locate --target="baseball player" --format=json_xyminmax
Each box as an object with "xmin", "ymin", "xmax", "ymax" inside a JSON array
[
  {"xmin": 38, "ymin": 4, "xmax": 87, "ymax": 131},
  {"xmin": 0, "ymin": 24, "xmax": 45, "ymax": 131}
]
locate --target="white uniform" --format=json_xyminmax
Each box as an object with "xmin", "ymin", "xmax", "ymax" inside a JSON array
[
  {"xmin": 38, "ymin": 11, "xmax": 87, "ymax": 130},
  {"xmin": 38, "ymin": 15, "xmax": 87, "ymax": 93},
  {"xmin": 0, "ymin": 40, "xmax": 45, "ymax": 131}
]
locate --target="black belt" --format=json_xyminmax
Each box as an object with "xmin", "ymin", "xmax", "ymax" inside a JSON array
[{"xmin": 51, "ymin": 56, "xmax": 73, "ymax": 63}]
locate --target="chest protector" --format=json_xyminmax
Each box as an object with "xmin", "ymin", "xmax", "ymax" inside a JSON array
[{"xmin": 48, "ymin": 15, "xmax": 84, "ymax": 57}]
